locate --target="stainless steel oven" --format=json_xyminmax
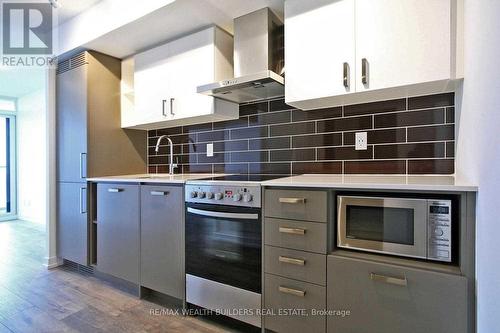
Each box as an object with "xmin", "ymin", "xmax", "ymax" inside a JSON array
[
  {"xmin": 185, "ymin": 181, "xmax": 263, "ymax": 327},
  {"xmin": 337, "ymin": 195, "xmax": 452, "ymax": 262}
]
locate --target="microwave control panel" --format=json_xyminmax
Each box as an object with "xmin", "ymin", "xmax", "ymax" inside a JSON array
[{"xmin": 427, "ymin": 200, "xmax": 452, "ymax": 262}]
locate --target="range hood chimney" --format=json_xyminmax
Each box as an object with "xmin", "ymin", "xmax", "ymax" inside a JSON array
[{"xmin": 197, "ymin": 8, "xmax": 284, "ymax": 104}]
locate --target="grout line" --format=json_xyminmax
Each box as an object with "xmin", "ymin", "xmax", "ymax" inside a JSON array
[
  {"xmin": 150, "ymin": 157, "xmax": 455, "ymax": 168},
  {"xmin": 148, "ymin": 122, "xmax": 455, "ymax": 144},
  {"xmin": 151, "ymin": 140, "xmax": 452, "ymax": 156},
  {"xmin": 148, "ymin": 107, "xmax": 453, "ymax": 140}
]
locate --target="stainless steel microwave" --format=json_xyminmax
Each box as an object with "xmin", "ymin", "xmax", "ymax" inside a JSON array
[{"xmin": 337, "ymin": 195, "xmax": 452, "ymax": 262}]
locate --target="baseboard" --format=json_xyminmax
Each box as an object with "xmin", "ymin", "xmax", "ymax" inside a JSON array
[{"xmin": 44, "ymin": 256, "xmax": 63, "ymax": 269}]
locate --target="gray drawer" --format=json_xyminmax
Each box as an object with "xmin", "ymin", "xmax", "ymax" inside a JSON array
[
  {"xmin": 265, "ymin": 189, "xmax": 327, "ymax": 223},
  {"xmin": 265, "ymin": 218, "xmax": 327, "ymax": 254},
  {"xmin": 327, "ymin": 255, "xmax": 468, "ymax": 333},
  {"xmin": 264, "ymin": 274, "xmax": 326, "ymax": 333},
  {"xmin": 265, "ymin": 246, "xmax": 326, "ymax": 286}
]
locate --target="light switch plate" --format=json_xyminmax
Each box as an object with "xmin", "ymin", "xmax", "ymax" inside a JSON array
[
  {"xmin": 206, "ymin": 143, "xmax": 214, "ymax": 157},
  {"xmin": 355, "ymin": 132, "xmax": 368, "ymax": 150}
]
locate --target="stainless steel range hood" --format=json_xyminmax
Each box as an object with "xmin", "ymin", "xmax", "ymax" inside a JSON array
[{"xmin": 197, "ymin": 8, "xmax": 284, "ymax": 104}]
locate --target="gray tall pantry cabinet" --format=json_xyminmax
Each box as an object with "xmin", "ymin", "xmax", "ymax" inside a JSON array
[{"xmin": 56, "ymin": 51, "xmax": 146, "ymax": 266}]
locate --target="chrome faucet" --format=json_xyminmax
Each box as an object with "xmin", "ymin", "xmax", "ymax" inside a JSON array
[{"xmin": 155, "ymin": 135, "xmax": 178, "ymax": 175}]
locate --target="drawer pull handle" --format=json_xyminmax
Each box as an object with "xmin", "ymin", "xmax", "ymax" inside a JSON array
[
  {"xmin": 108, "ymin": 188, "xmax": 123, "ymax": 193},
  {"xmin": 279, "ymin": 256, "xmax": 305, "ymax": 266},
  {"xmin": 279, "ymin": 286, "xmax": 306, "ymax": 297},
  {"xmin": 370, "ymin": 273, "xmax": 407, "ymax": 287},
  {"xmin": 150, "ymin": 191, "xmax": 168, "ymax": 196},
  {"xmin": 279, "ymin": 227, "xmax": 306, "ymax": 235},
  {"xmin": 279, "ymin": 197, "xmax": 306, "ymax": 204}
]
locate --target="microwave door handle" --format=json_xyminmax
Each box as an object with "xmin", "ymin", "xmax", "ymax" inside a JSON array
[{"xmin": 187, "ymin": 207, "xmax": 259, "ymax": 220}]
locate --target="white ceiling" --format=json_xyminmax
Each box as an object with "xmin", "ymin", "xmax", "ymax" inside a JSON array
[
  {"xmin": 0, "ymin": 67, "xmax": 46, "ymax": 98},
  {"xmin": 82, "ymin": 0, "xmax": 284, "ymax": 59},
  {"xmin": 55, "ymin": 0, "xmax": 103, "ymax": 25}
]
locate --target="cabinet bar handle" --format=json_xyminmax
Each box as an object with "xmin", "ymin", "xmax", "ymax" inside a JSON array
[
  {"xmin": 343, "ymin": 62, "xmax": 350, "ymax": 88},
  {"xmin": 79, "ymin": 187, "xmax": 87, "ymax": 214},
  {"xmin": 279, "ymin": 286, "xmax": 306, "ymax": 297},
  {"xmin": 170, "ymin": 97, "xmax": 175, "ymax": 116},
  {"xmin": 370, "ymin": 273, "xmax": 407, "ymax": 287},
  {"xmin": 279, "ymin": 197, "xmax": 306, "ymax": 204},
  {"xmin": 279, "ymin": 256, "xmax": 305, "ymax": 266},
  {"xmin": 107, "ymin": 188, "xmax": 123, "ymax": 193},
  {"xmin": 361, "ymin": 58, "xmax": 369, "ymax": 85},
  {"xmin": 279, "ymin": 227, "xmax": 306, "ymax": 235},
  {"xmin": 162, "ymin": 99, "xmax": 167, "ymax": 117},
  {"xmin": 79, "ymin": 153, "xmax": 87, "ymax": 178},
  {"xmin": 150, "ymin": 191, "xmax": 168, "ymax": 196}
]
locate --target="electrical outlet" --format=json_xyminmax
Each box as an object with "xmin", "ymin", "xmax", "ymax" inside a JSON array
[
  {"xmin": 206, "ymin": 143, "xmax": 214, "ymax": 157},
  {"xmin": 355, "ymin": 132, "xmax": 368, "ymax": 150}
]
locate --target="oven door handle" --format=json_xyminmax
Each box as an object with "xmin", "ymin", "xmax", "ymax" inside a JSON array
[{"xmin": 187, "ymin": 207, "xmax": 259, "ymax": 220}]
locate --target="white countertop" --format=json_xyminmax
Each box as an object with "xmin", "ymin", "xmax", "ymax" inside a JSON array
[
  {"xmin": 87, "ymin": 173, "xmax": 222, "ymax": 184},
  {"xmin": 261, "ymin": 174, "xmax": 478, "ymax": 192}
]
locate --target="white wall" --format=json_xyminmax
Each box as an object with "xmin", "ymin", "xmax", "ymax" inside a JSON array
[
  {"xmin": 456, "ymin": 1, "xmax": 500, "ymax": 332},
  {"xmin": 17, "ymin": 89, "xmax": 47, "ymax": 224}
]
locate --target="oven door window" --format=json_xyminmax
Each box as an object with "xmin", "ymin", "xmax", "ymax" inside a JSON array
[
  {"xmin": 346, "ymin": 205, "xmax": 415, "ymax": 245},
  {"xmin": 186, "ymin": 204, "xmax": 261, "ymax": 293}
]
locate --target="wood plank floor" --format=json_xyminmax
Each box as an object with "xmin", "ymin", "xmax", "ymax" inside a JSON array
[{"xmin": 0, "ymin": 220, "xmax": 241, "ymax": 333}]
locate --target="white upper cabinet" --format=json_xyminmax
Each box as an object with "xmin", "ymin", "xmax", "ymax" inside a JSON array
[
  {"xmin": 285, "ymin": 0, "xmax": 463, "ymax": 110},
  {"xmin": 355, "ymin": 0, "xmax": 452, "ymax": 92},
  {"xmin": 285, "ymin": 0, "xmax": 356, "ymax": 102},
  {"xmin": 123, "ymin": 26, "xmax": 237, "ymax": 130},
  {"xmin": 133, "ymin": 42, "xmax": 172, "ymax": 126}
]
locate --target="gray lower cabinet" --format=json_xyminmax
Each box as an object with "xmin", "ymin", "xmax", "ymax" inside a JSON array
[
  {"xmin": 264, "ymin": 274, "xmax": 326, "ymax": 333},
  {"xmin": 140, "ymin": 185, "xmax": 184, "ymax": 299},
  {"xmin": 264, "ymin": 189, "xmax": 328, "ymax": 223},
  {"xmin": 327, "ymin": 255, "xmax": 468, "ymax": 333},
  {"xmin": 97, "ymin": 183, "xmax": 140, "ymax": 284},
  {"xmin": 264, "ymin": 218, "xmax": 327, "ymax": 254},
  {"xmin": 57, "ymin": 182, "xmax": 88, "ymax": 265},
  {"xmin": 264, "ymin": 246, "xmax": 326, "ymax": 286}
]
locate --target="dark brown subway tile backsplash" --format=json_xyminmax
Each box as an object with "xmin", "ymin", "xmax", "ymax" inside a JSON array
[
  {"xmin": 408, "ymin": 93, "xmax": 454, "ymax": 110},
  {"xmin": 344, "ymin": 98, "xmax": 406, "ymax": 116},
  {"xmin": 148, "ymin": 93, "xmax": 456, "ymax": 175}
]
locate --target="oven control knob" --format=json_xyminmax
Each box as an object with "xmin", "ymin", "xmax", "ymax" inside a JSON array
[
  {"xmin": 232, "ymin": 193, "xmax": 242, "ymax": 202},
  {"xmin": 206, "ymin": 192, "xmax": 214, "ymax": 199},
  {"xmin": 434, "ymin": 228, "xmax": 444, "ymax": 236},
  {"xmin": 243, "ymin": 194, "xmax": 253, "ymax": 202},
  {"xmin": 215, "ymin": 193, "xmax": 223, "ymax": 200},
  {"xmin": 197, "ymin": 191, "xmax": 206, "ymax": 199},
  {"xmin": 190, "ymin": 191, "xmax": 197, "ymax": 198}
]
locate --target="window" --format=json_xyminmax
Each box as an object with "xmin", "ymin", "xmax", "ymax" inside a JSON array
[{"xmin": 0, "ymin": 97, "xmax": 16, "ymax": 220}]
